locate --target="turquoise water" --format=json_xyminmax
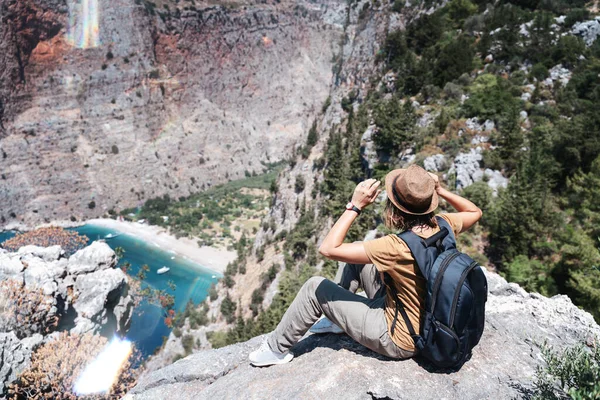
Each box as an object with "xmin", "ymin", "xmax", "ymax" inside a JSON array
[
  {"xmin": 1, "ymin": 226, "xmax": 220, "ymax": 357},
  {"xmin": 0, "ymin": 231, "xmax": 15, "ymax": 243}
]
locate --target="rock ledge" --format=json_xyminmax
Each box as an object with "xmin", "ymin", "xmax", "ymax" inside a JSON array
[{"xmin": 128, "ymin": 271, "xmax": 600, "ymax": 399}]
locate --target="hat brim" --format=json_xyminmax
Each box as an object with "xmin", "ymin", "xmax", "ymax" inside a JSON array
[{"xmin": 384, "ymin": 169, "xmax": 439, "ymax": 215}]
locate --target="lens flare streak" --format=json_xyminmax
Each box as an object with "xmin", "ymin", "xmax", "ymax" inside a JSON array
[
  {"xmin": 73, "ymin": 337, "xmax": 132, "ymax": 395},
  {"xmin": 66, "ymin": 0, "xmax": 100, "ymax": 49}
]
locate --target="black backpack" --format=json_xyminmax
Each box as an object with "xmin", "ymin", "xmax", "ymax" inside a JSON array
[{"xmin": 386, "ymin": 216, "xmax": 487, "ymax": 369}]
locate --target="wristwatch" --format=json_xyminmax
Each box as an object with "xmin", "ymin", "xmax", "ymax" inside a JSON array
[{"xmin": 345, "ymin": 202, "xmax": 361, "ymax": 215}]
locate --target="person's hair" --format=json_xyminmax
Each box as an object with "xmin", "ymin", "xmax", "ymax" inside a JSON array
[{"xmin": 383, "ymin": 198, "xmax": 437, "ymax": 232}]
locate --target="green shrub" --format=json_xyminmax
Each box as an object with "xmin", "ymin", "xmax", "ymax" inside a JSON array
[
  {"xmin": 220, "ymin": 294, "xmax": 237, "ymax": 323},
  {"xmin": 306, "ymin": 120, "xmax": 319, "ymax": 149},
  {"xmin": 461, "ymin": 181, "xmax": 493, "ymax": 215},
  {"xmin": 530, "ymin": 63, "xmax": 549, "ymax": 81},
  {"xmin": 182, "ymin": 334, "xmax": 194, "ymax": 355},
  {"xmin": 321, "ymin": 96, "xmax": 331, "ymax": 113},
  {"xmin": 533, "ymin": 341, "xmax": 600, "ymax": 399},
  {"xmin": 552, "ymin": 35, "xmax": 586, "ymax": 67},
  {"xmin": 503, "ymin": 255, "xmax": 557, "ymax": 297},
  {"xmin": 294, "ymin": 176, "xmax": 306, "ymax": 193},
  {"xmin": 564, "ymin": 8, "xmax": 590, "ymax": 27},
  {"xmin": 432, "ymin": 35, "xmax": 475, "ymax": 87},
  {"xmin": 208, "ymin": 283, "xmax": 218, "ymax": 301},
  {"xmin": 206, "ymin": 331, "xmax": 229, "ymax": 349}
]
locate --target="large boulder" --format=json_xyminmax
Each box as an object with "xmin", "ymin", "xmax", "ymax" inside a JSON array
[
  {"xmin": 67, "ymin": 241, "xmax": 117, "ymax": 275},
  {"xmin": 484, "ymin": 169, "xmax": 508, "ymax": 194},
  {"xmin": 572, "ymin": 16, "xmax": 600, "ymax": 46},
  {"xmin": 128, "ymin": 271, "xmax": 600, "ymax": 399},
  {"xmin": 446, "ymin": 149, "xmax": 508, "ymax": 194},
  {"xmin": 423, "ymin": 154, "xmax": 447, "ymax": 172},
  {"xmin": 114, "ymin": 289, "xmax": 135, "ymax": 334},
  {"xmin": 17, "ymin": 245, "xmax": 63, "ymax": 262},
  {"xmin": 448, "ymin": 148, "xmax": 483, "ymax": 190},
  {"xmin": 73, "ymin": 268, "xmax": 127, "ymax": 321},
  {"xmin": 0, "ymin": 252, "xmax": 24, "ymax": 281},
  {"xmin": 23, "ymin": 258, "xmax": 67, "ymax": 296}
]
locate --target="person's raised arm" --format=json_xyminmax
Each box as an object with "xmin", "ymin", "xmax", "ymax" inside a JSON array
[
  {"xmin": 427, "ymin": 172, "xmax": 482, "ymax": 232},
  {"xmin": 318, "ymin": 179, "xmax": 381, "ymax": 264}
]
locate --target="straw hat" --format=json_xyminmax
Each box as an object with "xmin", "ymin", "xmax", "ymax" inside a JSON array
[{"xmin": 384, "ymin": 165, "xmax": 438, "ymax": 215}]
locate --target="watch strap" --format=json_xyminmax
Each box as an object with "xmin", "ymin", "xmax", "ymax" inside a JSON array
[{"xmin": 347, "ymin": 204, "xmax": 361, "ymax": 215}]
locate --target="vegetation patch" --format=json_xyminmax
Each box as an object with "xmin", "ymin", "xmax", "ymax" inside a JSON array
[{"xmin": 1, "ymin": 227, "xmax": 88, "ymax": 256}]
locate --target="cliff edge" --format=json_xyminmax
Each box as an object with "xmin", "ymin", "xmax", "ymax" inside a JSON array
[{"xmin": 128, "ymin": 270, "xmax": 600, "ymax": 399}]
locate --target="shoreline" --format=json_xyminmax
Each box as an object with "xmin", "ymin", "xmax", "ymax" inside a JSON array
[
  {"xmin": 2, "ymin": 219, "xmax": 236, "ymax": 275},
  {"xmin": 85, "ymin": 219, "xmax": 236, "ymax": 274}
]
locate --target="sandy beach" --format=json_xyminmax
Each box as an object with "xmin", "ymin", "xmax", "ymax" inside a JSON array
[{"xmin": 85, "ymin": 219, "xmax": 236, "ymax": 274}]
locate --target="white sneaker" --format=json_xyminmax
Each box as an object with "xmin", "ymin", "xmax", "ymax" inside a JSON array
[
  {"xmin": 309, "ymin": 316, "xmax": 344, "ymax": 334},
  {"xmin": 249, "ymin": 339, "xmax": 294, "ymax": 367}
]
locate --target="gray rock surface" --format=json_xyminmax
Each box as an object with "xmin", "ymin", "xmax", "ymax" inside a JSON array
[
  {"xmin": 114, "ymin": 288, "xmax": 135, "ymax": 334},
  {"xmin": 423, "ymin": 154, "xmax": 447, "ymax": 172},
  {"xmin": 67, "ymin": 241, "xmax": 117, "ymax": 275},
  {"xmin": 543, "ymin": 64, "xmax": 572, "ymax": 88},
  {"xmin": 484, "ymin": 169, "xmax": 509, "ymax": 195},
  {"xmin": 0, "ymin": 252, "xmax": 24, "ymax": 281},
  {"xmin": 0, "ymin": 332, "xmax": 36, "ymax": 394},
  {"xmin": 0, "ymin": 0, "xmax": 341, "ymax": 226},
  {"xmin": 446, "ymin": 148, "xmax": 508, "ymax": 194},
  {"xmin": 572, "ymin": 17, "xmax": 600, "ymax": 46},
  {"xmin": 73, "ymin": 268, "xmax": 127, "ymax": 320},
  {"xmin": 17, "ymin": 245, "xmax": 63, "ymax": 262},
  {"xmin": 448, "ymin": 148, "xmax": 483, "ymax": 190},
  {"xmin": 23, "ymin": 258, "xmax": 67, "ymax": 295},
  {"xmin": 360, "ymin": 125, "xmax": 378, "ymax": 175},
  {"xmin": 128, "ymin": 270, "xmax": 600, "ymax": 399}
]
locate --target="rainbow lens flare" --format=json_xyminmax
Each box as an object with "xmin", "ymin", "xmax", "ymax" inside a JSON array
[
  {"xmin": 73, "ymin": 337, "xmax": 132, "ymax": 395},
  {"xmin": 66, "ymin": 0, "xmax": 101, "ymax": 49}
]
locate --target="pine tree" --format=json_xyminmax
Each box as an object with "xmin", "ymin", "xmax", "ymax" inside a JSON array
[
  {"xmin": 373, "ymin": 98, "xmax": 416, "ymax": 154},
  {"xmin": 566, "ymin": 156, "xmax": 600, "ymax": 238}
]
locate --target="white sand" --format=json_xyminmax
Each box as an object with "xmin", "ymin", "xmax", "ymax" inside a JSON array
[{"xmin": 85, "ymin": 219, "xmax": 236, "ymax": 274}]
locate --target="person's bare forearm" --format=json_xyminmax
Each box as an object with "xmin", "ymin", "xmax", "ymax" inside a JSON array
[
  {"xmin": 319, "ymin": 179, "xmax": 381, "ymax": 260},
  {"xmin": 437, "ymin": 187, "xmax": 480, "ymax": 213},
  {"xmin": 320, "ymin": 211, "xmax": 359, "ymax": 251},
  {"xmin": 436, "ymin": 186, "xmax": 482, "ymax": 232}
]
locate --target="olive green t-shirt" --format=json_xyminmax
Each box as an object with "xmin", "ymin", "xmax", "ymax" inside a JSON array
[{"xmin": 363, "ymin": 213, "xmax": 463, "ymax": 351}]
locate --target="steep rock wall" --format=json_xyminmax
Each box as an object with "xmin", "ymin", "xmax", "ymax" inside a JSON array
[{"xmin": 0, "ymin": 0, "xmax": 342, "ymax": 225}]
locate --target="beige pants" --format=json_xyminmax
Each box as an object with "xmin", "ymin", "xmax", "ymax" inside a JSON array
[{"xmin": 268, "ymin": 263, "xmax": 415, "ymax": 359}]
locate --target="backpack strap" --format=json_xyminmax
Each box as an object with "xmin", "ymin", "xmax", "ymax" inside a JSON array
[
  {"xmin": 435, "ymin": 216, "xmax": 457, "ymax": 251},
  {"xmin": 386, "ymin": 273, "xmax": 424, "ymax": 351}
]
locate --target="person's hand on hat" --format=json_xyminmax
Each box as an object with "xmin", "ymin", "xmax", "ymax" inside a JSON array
[
  {"xmin": 427, "ymin": 172, "xmax": 441, "ymax": 193},
  {"xmin": 351, "ymin": 179, "xmax": 381, "ymax": 210}
]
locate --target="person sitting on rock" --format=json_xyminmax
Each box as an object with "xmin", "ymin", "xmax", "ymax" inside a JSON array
[{"xmin": 249, "ymin": 165, "xmax": 482, "ymax": 366}]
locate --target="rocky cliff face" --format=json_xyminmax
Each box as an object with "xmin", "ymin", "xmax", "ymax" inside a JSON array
[
  {"xmin": 0, "ymin": 241, "xmax": 133, "ymax": 335},
  {"xmin": 0, "ymin": 241, "xmax": 133, "ymax": 392},
  {"xmin": 0, "ymin": 0, "xmax": 342, "ymax": 225},
  {"xmin": 128, "ymin": 270, "xmax": 600, "ymax": 399}
]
